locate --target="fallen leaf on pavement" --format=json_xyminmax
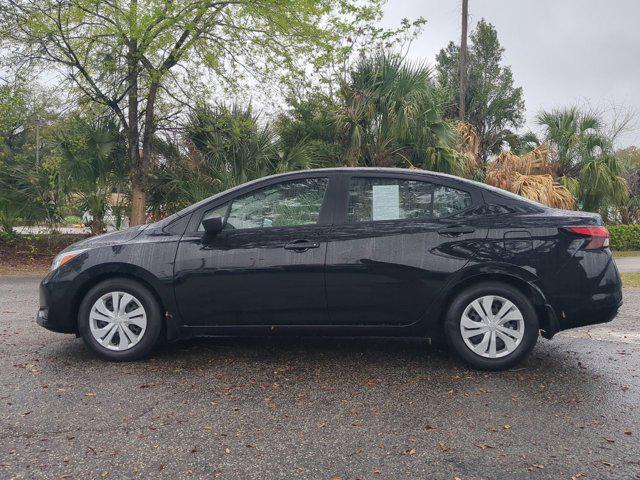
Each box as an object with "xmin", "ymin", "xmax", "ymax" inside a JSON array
[{"xmin": 477, "ymin": 443, "xmax": 494, "ymax": 450}]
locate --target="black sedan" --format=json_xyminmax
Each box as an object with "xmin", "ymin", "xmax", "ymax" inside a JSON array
[{"xmin": 38, "ymin": 168, "xmax": 622, "ymax": 370}]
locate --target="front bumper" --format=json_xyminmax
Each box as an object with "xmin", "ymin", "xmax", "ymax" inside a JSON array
[{"xmin": 37, "ymin": 271, "xmax": 78, "ymax": 334}]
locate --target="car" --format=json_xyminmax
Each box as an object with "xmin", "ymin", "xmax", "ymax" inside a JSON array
[{"xmin": 37, "ymin": 168, "xmax": 622, "ymax": 370}]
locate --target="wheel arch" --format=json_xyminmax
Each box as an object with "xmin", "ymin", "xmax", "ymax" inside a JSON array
[
  {"xmin": 432, "ymin": 267, "xmax": 554, "ymax": 337},
  {"xmin": 70, "ymin": 263, "xmax": 176, "ymax": 340}
]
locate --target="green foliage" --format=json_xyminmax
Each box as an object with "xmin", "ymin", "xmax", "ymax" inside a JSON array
[
  {"xmin": 0, "ymin": 84, "xmax": 27, "ymax": 158},
  {"xmin": 0, "ymin": 0, "xmax": 384, "ymax": 104},
  {"xmin": 63, "ymin": 215, "xmax": 83, "ymax": 225},
  {"xmin": 536, "ymin": 107, "xmax": 627, "ymax": 214},
  {"xmin": 148, "ymin": 103, "xmax": 315, "ymax": 217},
  {"xmin": 0, "ymin": 83, "xmax": 63, "ymax": 233},
  {"xmin": 608, "ymin": 225, "xmax": 640, "ymax": 250},
  {"xmin": 279, "ymin": 52, "xmax": 467, "ymax": 175},
  {"xmin": 276, "ymin": 93, "xmax": 344, "ymax": 166},
  {"xmin": 616, "ymin": 147, "xmax": 640, "ymax": 224},
  {"xmin": 436, "ymin": 19, "xmax": 525, "ymax": 162},
  {"xmin": 351, "ymin": 52, "xmax": 467, "ymax": 175},
  {"xmin": 55, "ymin": 114, "xmax": 128, "ymax": 233}
]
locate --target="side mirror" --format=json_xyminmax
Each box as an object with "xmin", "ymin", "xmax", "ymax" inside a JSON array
[{"xmin": 202, "ymin": 216, "xmax": 224, "ymax": 235}]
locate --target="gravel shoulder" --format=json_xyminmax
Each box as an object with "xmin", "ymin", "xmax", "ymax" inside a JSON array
[{"xmin": 0, "ymin": 276, "xmax": 639, "ymax": 480}]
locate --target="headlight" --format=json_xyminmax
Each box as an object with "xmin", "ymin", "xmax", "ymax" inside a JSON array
[{"xmin": 51, "ymin": 249, "xmax": 88, "ymax": 271}]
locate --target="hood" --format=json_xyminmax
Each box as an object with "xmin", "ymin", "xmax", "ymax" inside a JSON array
[{"xmin": 61, "ymin": 225, "xmax": 148, "ymax": 253}]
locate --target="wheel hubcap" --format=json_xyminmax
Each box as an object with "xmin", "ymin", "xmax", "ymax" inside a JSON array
[
  {"xmin": 459, "ymin": 295, "xmax": 525, "ymax": 359},
  {"xmin": 89, "ymin": 291, "xmax": 147, "ymax": 351}
]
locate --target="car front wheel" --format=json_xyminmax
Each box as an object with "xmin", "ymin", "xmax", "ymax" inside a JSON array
[
  {"xmin": 78, "ymin": 278, "xmax": 162, "ymax": 361},
  {"xmin": 444, "ymin": 282, "xmax": 539, "ymax": 370}
]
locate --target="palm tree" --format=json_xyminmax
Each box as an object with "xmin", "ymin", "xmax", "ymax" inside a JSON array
[
  {"xmin": 147, "ymin": 103, "xmax": 317, "ymax": 217},
  {"xmin": 336, "ymin": 53, "xmax": 469, "ymax": 175},
  {"xmin": 0, "ymin": 118, "xmax": 62, "ymax": 234},
  {"xmin": 187, "ymin": 103, "xmax": 317, "ymax": 185},
  {"xmin": 535, "ymin": 107, "xmax": 627, "ymax": 213},
  {"xmin": 56, "ymin": 115, "xmax": 128, "ymax": 234}
]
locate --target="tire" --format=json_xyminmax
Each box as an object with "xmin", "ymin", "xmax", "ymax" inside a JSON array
[
  {"xmin": 444, "ymin": 282, "xmax": 539, "ymax": 371},
  {"xmin": 78, "ymin": 278, "xmax": 162, "ymax": 361}
]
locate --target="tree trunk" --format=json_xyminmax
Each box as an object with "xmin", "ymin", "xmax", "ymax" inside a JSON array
[
  {"xmin": 458, "ymin": 0, "xmax": 469, "ymax": 121},
  {"xmin": 129, "ymin": 181, "xmax": 145, "ymax": 225},
  {"xmin": 126, "ymin": 0, "xmax": 146, "ymax": 226},
  {"xmin": 127, "ymin": 28, "xmax": 145, "ymax": 225},
  {"xmin": 138, "ymin": 81, "xmax": 159, "ymax": 221}
]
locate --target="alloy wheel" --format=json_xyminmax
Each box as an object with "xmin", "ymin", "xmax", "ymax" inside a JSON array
[
  {"xmin": 459, "ymin": 295, "xmax": 525, "ymax": 359},
  {"xmin": 89, "ymin": 291, "xmax": 147, "ymax": 351}
]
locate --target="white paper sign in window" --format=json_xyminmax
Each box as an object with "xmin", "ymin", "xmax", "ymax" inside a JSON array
[{"xmin": 372, "ymin": 184, "xmax": 400, "ymax": 220}]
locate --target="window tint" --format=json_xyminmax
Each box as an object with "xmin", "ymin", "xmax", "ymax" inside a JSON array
[
  {"xmin": 347, "ymin": 177, "xmax": 472, "ymax": 223},
  {"xmin": 204, "ymin": 178, "xmax": 328, "ymax": 230}
]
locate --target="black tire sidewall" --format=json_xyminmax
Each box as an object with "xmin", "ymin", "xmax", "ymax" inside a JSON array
[
  {"xmin": 78, "ymin": 278, "xmax": 162, "ymax": 361},
  {"xmin": 444, "ymin": 282, "xmax": 539, "ymax": 370}
]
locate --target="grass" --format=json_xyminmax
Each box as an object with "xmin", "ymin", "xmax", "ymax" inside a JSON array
[
  {"xmin": 620, "ymin": 272, "xmax": 640, "ymax": 288},
  {"xmin": 612, "ymin": 250, "xmax": 640, "ymax": 258},
  {"xmin": 63, "ymin": 215, "xmax": 83, "ymax": 226}
]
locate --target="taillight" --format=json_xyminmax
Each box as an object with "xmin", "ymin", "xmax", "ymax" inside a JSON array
[{"xmin": 565, "ymin": 226, "xmax": 610, "ymax": 249}]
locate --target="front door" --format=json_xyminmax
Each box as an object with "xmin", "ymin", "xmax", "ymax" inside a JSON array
[
  {"xmin": 174, "ymin": 176, "xmax": 332, "ymax": 326},
  {"xmin": 325, "ymin": 174, "xmax": 487, "ymax": 326}
]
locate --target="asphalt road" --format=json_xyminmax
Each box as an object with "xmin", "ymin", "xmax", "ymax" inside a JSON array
[
  {"xmin": 1, "ymin": 276, "xmax": 639, "ymax": 480},
  {"xmin": 614, "ymin": 256, "xmax": 640, "ymax": 273}
]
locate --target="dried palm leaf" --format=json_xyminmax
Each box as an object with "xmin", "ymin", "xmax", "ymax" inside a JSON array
[
  {"xmin": 485, "ymin": 144, "xmax": 576, "ymax": 209},
  {"xmin": 454, "ymin": 122, "xmax": 481, "ymax": 178},
  {"xmin": 501, "ymin": 173, "xmax": 577, "ymax": 210},
  {"xmin": 490, "ymin": 145, "xmax": 552, "ymax": 176},
  {"xmin": 455, "ymin": 122, "xmax": 480, "ymax": 158}
]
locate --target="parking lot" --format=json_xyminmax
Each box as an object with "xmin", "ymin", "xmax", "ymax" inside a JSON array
[{"xmin": 1, "ymin": 275, "xmax": 639, "ymax": 480}]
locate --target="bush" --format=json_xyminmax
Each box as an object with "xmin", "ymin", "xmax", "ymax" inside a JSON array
[{"xmin": 607, "ymin": 225, "xmax": 640, "ymax": 250}]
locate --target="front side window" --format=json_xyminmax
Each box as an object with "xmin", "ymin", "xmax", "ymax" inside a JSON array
[
  {"xmin": 347, "ymin": 177, "xmax": 472, "ymax": 223},
  {"xmin": 201, "ymin": 177, "xmax": 329, "ymax": 230}
]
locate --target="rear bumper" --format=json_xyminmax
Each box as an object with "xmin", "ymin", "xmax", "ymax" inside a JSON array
[
  {"xmin": 541, "ymin": 251, "xmax": 623, "ymax": 337},
  {"xmin": 541, "ymin": 297, "xmax": 622, "ymax": 339},
  {"xmin": 559, "ymin": 296, "xmax": 622, "ymax": 330}
]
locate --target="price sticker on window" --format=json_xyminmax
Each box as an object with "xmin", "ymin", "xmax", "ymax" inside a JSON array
[{"xmin": 372, "ymin": 185, "xmax": 400, "ymax": 221}]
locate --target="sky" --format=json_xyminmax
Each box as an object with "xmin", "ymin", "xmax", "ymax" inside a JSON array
[{"xmin": 381, "ymin": 0, "xmax": 640, "ymax": 147}]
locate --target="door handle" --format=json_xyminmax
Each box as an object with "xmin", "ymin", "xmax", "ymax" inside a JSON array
[
  {"xmin": 284, "ymin": 239, "xmax": 320, "ymax": 252},
  {"xmin": 438, "ymin": 225, "xmax": 475, "ymax": 236}
]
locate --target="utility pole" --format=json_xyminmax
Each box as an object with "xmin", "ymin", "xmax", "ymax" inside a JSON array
[{"xmin": 458, "ymin": 0, "xmax": 469, "ymax": 121}]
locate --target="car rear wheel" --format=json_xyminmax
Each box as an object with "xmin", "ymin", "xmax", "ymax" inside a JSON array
[
  {"xmin": 444, "ymin": 282, "xmax": 539, "ymax": 370},
  {"xmin": 78, "ymin": 278, "xmax": 162, "ymax": 361}
]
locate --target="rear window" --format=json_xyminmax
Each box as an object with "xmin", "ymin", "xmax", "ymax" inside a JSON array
[{"xmin": 347, "ymin": 177, "xmax": 472, "ymax": 223}]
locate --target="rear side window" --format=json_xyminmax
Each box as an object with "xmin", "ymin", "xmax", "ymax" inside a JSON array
[
  {"xmin": 347, "ymin": 177, "xmax": 472, "ymax": 223},
  {"xmin": 200, "ymin": 177, "xmax": 329, "ymax": 230}
]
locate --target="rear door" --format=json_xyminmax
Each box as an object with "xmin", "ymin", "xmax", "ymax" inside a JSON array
[
  {"xmin": 174, "ymin": 175, "xmax": 335, "ymax": 326},
  {"xmin": 325, "ymin": 173, "xmax": 487, "ymax": 326}
]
